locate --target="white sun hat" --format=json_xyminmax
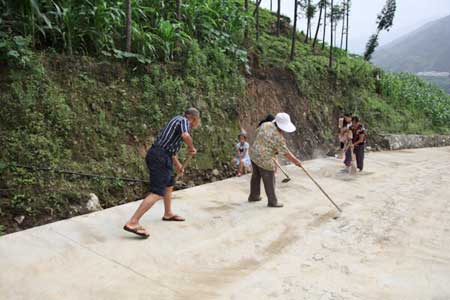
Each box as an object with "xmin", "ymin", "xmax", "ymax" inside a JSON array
[{"xmin": 274, "ymin": 112, "xmax": 296, "ymax": 133}]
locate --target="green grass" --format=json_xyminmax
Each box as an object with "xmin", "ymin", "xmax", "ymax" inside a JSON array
[{"xmin": 0, "ymin": 42, "xmax": 243, "ymax": 229}]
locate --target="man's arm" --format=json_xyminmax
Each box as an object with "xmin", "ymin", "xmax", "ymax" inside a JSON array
[
  {"xmin": 172, "ymin": 155, "xmax": 184, "ymax": 174},
  {"xmin": 276, "ymin": 136, "xmax": 302, "ymax": 167},
  {"xmin": 353, "ymin": 133, "xmax": 366, "ymax": 147},
  {"xmin": 284, "ymin": 150, "xmax": 302, "ymax": 167},
  {"xmin": 181, "ymin": 132, "xmax": 197, "ymax": 155}
]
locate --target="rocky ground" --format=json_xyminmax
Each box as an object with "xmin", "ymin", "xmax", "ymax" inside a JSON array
[{"xmin": 1, "ymin": 147, "xmax": 450, "ymax": 300}]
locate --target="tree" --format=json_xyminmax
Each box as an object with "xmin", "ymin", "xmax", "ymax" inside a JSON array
[
  {"xmin": 339, "ymin": 0, "xmax": 346, "ymax": 49},
  {"xmin": 277, "ymin": 0, "xmax": 281, "ymax": 36},
  {"xmin": 253, "ymin": 0, "xmax": 263, "ymax": 41},
  {"xmin": 321, "ymin": 0, "xmax": 327, "ymax": 50},
  {"xmin": 345, "ymin": 0, "xmax": 351, "ymax": 52},
  {"xmin": 331, "ymin": 4, "xmax": 343, "ymax": 45},
  {"xmin": 304, "ymin": 0, "xmax": 317, "ymax": 43},
  {"xmin": 124, "ymin": 0, "xmax": 132, "ymax": 52},
  {"xmin": 364, "ymin": 0, "xmax": 396, "ymax": 60},
  {"xmin": 290, "ymin": 0, "xmax": 300, "ymax": 60},
  {"xmin": 244, "ymin": 0, "xmax": 249, "ymax": 41},
  {"xmin": 313, "ymin": 0, "xmax": 326, "ymax": 49},
  {"xmin": 329, "ymin": 0, "xmax": 333, "ymax": 68},
  {"xmin": 176, "ymin": 0, "xmax": 182, "ymax": 20},
  {"xmin": 255, "ymin": 0, "xmax": 261, "ymax": 41},
  {"xmin": 304, "ymin": 0, "xmax": 311, "ymax": 42},
  {"xmin": 340, "ymin": 1, "xmax": 346, "ymax": 49}
]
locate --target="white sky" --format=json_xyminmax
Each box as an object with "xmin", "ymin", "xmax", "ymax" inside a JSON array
[{"xmin": 259, "ymin": 0, "xmax": 450, "ymax": 54}]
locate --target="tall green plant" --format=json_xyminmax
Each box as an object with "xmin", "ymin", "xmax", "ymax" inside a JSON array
[{"xmin": 364, "ymin": 0, "xmax": 396, "ymax": 61}]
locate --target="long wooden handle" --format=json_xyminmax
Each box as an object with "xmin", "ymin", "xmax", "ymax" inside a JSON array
[
  {"xmin": 300, "ymin": 166, "xmax": 342, "ymax": 213},
  {"xmin": 182, "ymin": 155, "xmax": 193, "ymax": 169},
  {"xmin": 176, "ymin": 155, "xmax": 193, "ymax": 179},
  {"xmin": 272, "ymin": 158, "xmax": 290, "ymax": 179}
]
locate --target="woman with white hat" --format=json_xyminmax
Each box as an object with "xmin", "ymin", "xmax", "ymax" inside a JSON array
[{"xmin": 248, "ymin": 112, "xmax": 303, "ymax": 207}]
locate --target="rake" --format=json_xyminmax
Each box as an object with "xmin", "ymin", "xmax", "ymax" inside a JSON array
[
  {"xmin": 272, "ymin": 159, "xmax": 291, "ymax": 183},
  {"xmin": 299, "ymin": 165, "xmax": 343, "ymax": 214}
]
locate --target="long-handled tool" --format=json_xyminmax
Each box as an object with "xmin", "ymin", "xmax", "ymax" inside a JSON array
[
  {"xmin": 176, "ymin": 155, "xmax": 193, "ymax": 179},
  {"xmin": 350, "ymin": 145, "xmax": 357, "ymax": 175},
  {"xmin": 300, "ymin": 165, "xmax": 343, "ymax": 213},
  {"xmin": 272, "ymin": 159, "xmax": 291, "ymax": 183}
]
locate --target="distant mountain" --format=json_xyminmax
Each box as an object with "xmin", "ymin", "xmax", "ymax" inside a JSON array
[{"xmin": 372, "ymin": 14, "xmax": 450, "ymax": 73}]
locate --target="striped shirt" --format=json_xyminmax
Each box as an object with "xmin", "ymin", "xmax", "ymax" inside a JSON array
[{"xmin": 154, "ymin": 116, "xmax": 190, "ymax": 155}]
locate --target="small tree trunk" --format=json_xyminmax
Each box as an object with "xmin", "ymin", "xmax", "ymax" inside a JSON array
[
  {"xmin": 340, "ymin": 11, "xmax": 345, "ymax": 49},
  {"xmin": 125, "ymin": 0, "xmax": 132, "ymax": 52},
  {"xmin": 312, "ymin": 5, "xmax": 323, "ymax": 49},
  {"xmin": 176, "ymin": 0, "xmax": 182, "ymax": 20},
  {"xmin": 304, "ymin": 21, "xmax": 310, "ymax": 43},
  {"xmin": 345, "ymin": 0, "xmax": 349, "ymax": 52},
  {"xmin": 290, "ymin": 0, "xmax": 299, "ymax": 60},
  {"xmin": 304, "ymin": 0, "xmax": 310, "ymax": 43},
  {"xmin": 322, "ymin": 3, "xmax": 327, "ymax": 50},
  {"xmin": 256, "ymin": 4, "xmax": 260, "ymax": 41},
  {"xmin": 277, "ymin": 0, "xmax": 281, "ymax": 36},
  {"xmin": 244, "ymin": 0, "xmax": 248, "ymax": 41},
  {"xmin": 270, "ymin": 0, "xmax": 272, "ymax": 11},
  {"xmin": 329, "ymin": 0, "xmax": 334, "ymax": 68}
]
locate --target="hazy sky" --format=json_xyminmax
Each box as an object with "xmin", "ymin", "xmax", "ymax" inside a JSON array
[{"xmin": 259, "ymin": 0, "xmax": 450, "ymax": 54}]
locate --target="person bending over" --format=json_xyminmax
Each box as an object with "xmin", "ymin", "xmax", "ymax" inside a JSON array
[
  {"xmin": 123, "ymin": 108, "xmax": 201, "ymax": 238},
  {"xmin": 248, "ymin": 113, "xmax": 303, "ymax": 208}
]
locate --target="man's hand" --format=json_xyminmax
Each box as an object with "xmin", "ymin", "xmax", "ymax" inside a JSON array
[
  {"xmin": 175, "ymin": 163, "xmax": 185, "ymax": 175},
  {"xmin": 285, "ymin": 151, "xmax": 302, "ymax": 168},
  {"xmin": 182, "ymin": 132, "xmax": 197, "ymax": 156},
  {"xmin": 188, "ymin": 146, "xmax": 197, "ymax": 156}
]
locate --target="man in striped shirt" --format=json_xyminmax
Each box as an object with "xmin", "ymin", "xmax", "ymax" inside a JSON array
[{"xmin": 124, "ymin": 108, "xmax": 200, "ymax": 238}]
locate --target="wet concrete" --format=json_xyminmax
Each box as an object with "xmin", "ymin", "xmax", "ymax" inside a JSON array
[{"xmin": 1, "ymin": 147, "xmax": 450, "ymax": 300}]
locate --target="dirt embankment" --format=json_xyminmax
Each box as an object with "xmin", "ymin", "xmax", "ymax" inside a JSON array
[{"xmin": 238, "ymin": 67, "xmax": 336, "ymax": 160}]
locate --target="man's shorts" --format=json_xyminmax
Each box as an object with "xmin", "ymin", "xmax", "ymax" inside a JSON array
[{"xmin": 145, "ymin": 146, "xmax": 175, "ymax": 197}]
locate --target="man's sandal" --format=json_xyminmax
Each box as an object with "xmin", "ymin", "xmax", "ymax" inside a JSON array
[
  {"xmin": 162, "ymin": 215, "xmax": 185, "ymax": 222},
  {"xmin": 123, "ymin": 225, "xmax": 150, "ymax": 238}
]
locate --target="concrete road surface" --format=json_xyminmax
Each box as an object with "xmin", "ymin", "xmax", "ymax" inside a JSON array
[{"xmin": 1, "ymin": 147, "xmax": 450, "ymax": 300}]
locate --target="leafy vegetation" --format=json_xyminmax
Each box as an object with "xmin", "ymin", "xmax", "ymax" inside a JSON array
[
  {"xmin": 380, "ymin": 73, "xmax": 450, "ymax": 131},
  {"xmin": 0, "ymin": 0, "xmax": 249, "ymax": 66}
]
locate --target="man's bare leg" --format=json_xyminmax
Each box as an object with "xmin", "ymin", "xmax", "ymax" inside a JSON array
[
  {"xmin": 163, "ymin": 186, "xmax": 174, "ymax": 218},
  {"xmin": 162, "ymin": 186, "xmax": 185, "ymax": 221},
  {"xmin": 125, "ymin": 193, "xmax": 161, "ymax": 234}
]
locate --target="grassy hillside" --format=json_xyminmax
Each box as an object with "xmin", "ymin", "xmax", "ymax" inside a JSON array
[{"xmin": 1, "ymin": 1, "xmax": 450, "ymax": 235}]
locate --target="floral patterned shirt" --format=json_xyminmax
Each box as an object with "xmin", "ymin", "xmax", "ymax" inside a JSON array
[{"xmin": 249, "ymin": 122, "xmax": 290, "ymax": 171}]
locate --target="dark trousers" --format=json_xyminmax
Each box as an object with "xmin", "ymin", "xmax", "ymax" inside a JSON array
[
  {"xmin": 344, "ymin": 147, "xmax": 352, "ymax": 167},
  {"xmin": 354, "ymin": 145, "xmax": 365, "ymax": 171},
  {"xmin": 249, "ymin": 161, "xmax": 278, "ymax": 205},
  {"xmin": 146, "ymin": 146, "xmax": 175, "ymax": 197}
]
